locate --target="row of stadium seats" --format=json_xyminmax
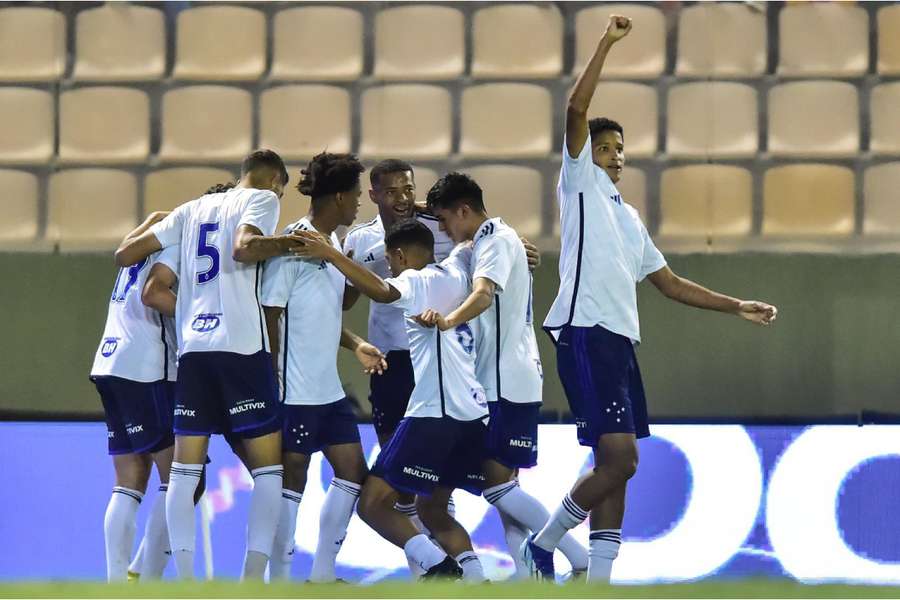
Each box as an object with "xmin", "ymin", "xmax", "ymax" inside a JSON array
[
  {"xmin": 2, "ymin": 3, "xmax": 900, "ymax": 82},
  {"xmin": 4, "ymin": 163, "xmax": 899, "ymax": 251},
  {"xmin": 4, "ymin": 80, "xmax": 900, "ymax": 164}
]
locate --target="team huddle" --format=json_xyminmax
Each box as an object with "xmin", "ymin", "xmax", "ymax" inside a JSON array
[{"xmin": 89, "ymin": 15, "xmax": 778, "ymax": 585}]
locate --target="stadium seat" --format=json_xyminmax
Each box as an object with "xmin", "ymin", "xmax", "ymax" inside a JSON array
[
  {"xmin": 460, "ymin": 84, "xmax": 552, "ymax": 159},
  {"xmin": 471, "ymin": 5, "xmax": 563, "ymax": 79},
  {"xmin": 588, "ymin": 83, "xmax": 657, "ymax": 159},
  {"xmin": 0, "ymin": 7, "xmax": 65, "ymax": 81},
  {"xmin": 667, "ymin": 82, "xmax": 758, "ymax": 158},
  {"xmin": 173, "ymin": 6, "xmax": 266, "ymax": 81},
  {"xmin": 373, "ymin": 5, "xmax": 464, "ymax": 80},
  {"xmin": 870, "ymin": 82, "xmax": 900, "ymax": 156},
  {"xmin": 777, "ymin": 3, "xmax": 868, "ymax": 77},
  {"xmin": 863, "ymin": 163, "xmax": 900, "ymax": 235},
  {"xmin": 0, "ymin": 169, "xmax": 39, "ymax": 245},
  {"xmin": 159, "ymin": 86, "xmax": 252, "ymax": 163},
  {"xmin": 144, "ymin": 167, "xmax": 236, "ymax": 217},
  {"xmin": 47, "ymin": 169, "xmax": 138, "ymax": 251},
  {"xmin": 271, "ymin": 7, "xmax": 363, "ymax": 81},
  {"xmin": 0, "ymin": 87, "xmax": 54, "ymax": 164},
  {"xmin": 574, "ymin": 5, "xmax": 665, "ymax": 79},
  {"xmin": 659, "ymin": 165, "xmax": 753, "ymax": 237},
  {"xmin": 768, "ymin": 81, "xmax": 859, "ymax": 158},
  {"xmin": 359, "ymin": 85, "xmax": 452, "ymax": 160},
  {"xmin": 72, "ymin": 4, "xmax": 165, "ymax": 81},
  {"xmin": 675, "ymin": 3, "xmax": 766, "ymax": 78},
  {"xmin": 260, "ymin": 85, "xmax": 351, "ymax": 162},
  {"xmin": 763, "ymin": 165, "xmax": 854, "ymax": 236},
  {"xmin": 465, "ymin": 165, "xmax": 543, "ymax": 239},
  {"xmin": 878, "ymin": 5, "xmax": 900, "ymax": 75},
  {"xmin": 59, "ymin": 87, "xmax": 150, "ymax": 164}
]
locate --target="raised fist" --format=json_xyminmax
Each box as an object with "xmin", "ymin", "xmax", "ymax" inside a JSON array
[{"xmin": 605, "ymin": 15, "xmax": 632, "ymax": 42}]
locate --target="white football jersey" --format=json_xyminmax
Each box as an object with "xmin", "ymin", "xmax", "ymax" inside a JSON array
[
  {"xmin": 544, "ymin": 136, "xmax": 666, "ymax": 343},
  {"xmin": 150, "ymin": 187, "xmax": 280, "ymax": 356},
  {"xmin": 384, "ymin": 251, "xmax": 488, "ymax": 422},
  {"xmin": 343, "ymin": 213, "xmax": 455, "ymax": 353},
  {"xmin": 90, "ymin": 245, "xmax": 179, "ymax": 382},
  {"xmin": 470, "ymin": 218, "xmax": 543, "ymax": 405},
  {"xmin": 261, "ymin": 218, "xmax": 346, "ymax": 406}
]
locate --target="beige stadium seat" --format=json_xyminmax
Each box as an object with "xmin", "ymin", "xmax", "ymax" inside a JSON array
[
  {"xmin": 676, "ymin": 3, "xmax": 766, "ymax": 77},
  {"xmin": 778, "ymin": 3, "xmax": 868, "ymax": 77},
  {"xmin": 360, "ymin": 85, "xmax": 451, "ymax": 160},
  {"xmin": 259, "ymin": 85, "xmax": 351, "ymax": 162},
  {"xmin": 460, "ymin": 84, "xmax": 552, "ymax": 159},
  {"xmin": 47, "ymin": 169, "xmax": 138, "ymax": 251},
  {"xmin": 159, "ymin": 86, "xmax": 252, "ymax": 163},
  {"xmin": 271, "ymin": 7, "xmax": 363, "ymax": 81},
  {"xmin": 466, "ymin": 165, "xmax": 543, "ymax": 239},
  {"xmin": 870, "ymin": 83, "xmax": 900, "ymax": 156},
  {"xmin": 0, "ymin": 170, "xmax": 39, "ymax": 244},
  {"xmin": 660, "ymin": 165, "xmax": 753, "ymax": 237},
  {"xmin": 472, "ymin": 5, "xmax": 563, "ymax": 79},
  {"xmin": 73, "ymin": 4, "xmax": 165, "ymax": 81},
  {"xmin": 667, "ymin": 82, "xmax": 758, "ymax": 159},
  {"xmin": 173, "ymin": 6, "xmax": 265, "ymax": 81},
  {"xmin": 763, "ymin": 165, "xmax": 854, "ymax": 236},
  {"xmin": 59, "ymin": 87, "xmax": 149, "ymax": 164},
  {"xmin": 373, "ymin": 5, "xmax": 464, "ymax": 80},
  {"xmin": 878, "ymin": 5, "xmax": 900, "ymax": 75},
  {"xmin": 0, "ymin": 7, "xmax": 65, "ymax": 81},
  {"xmin": 0, "ymin": 88, "xmax": 54, "ymax": 164},
  {"xmin": 574, "ymin": 5, "xmax": 665, "ymax": 79},
  {"xmin": 864, "ymin": 163, "xmax": 900, "ymax": 235},
  {"xmin": 588, "ymin": 83, "xmax": 657, "ymax": 159},
  {"xmin": 768, "ymin": 81, "xmax": 859, "ymax": 158},
  {"xmin": 144, "ymin": 167, "xmax": 235, "ymax": 216}
]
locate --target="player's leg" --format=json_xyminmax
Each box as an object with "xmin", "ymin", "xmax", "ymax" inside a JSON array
[
  {"xmin": 499, "ymin": 510, "xmax": 529, "ymax": 579},
  {"xmin": 587, "ymin": 482, "xmax": 627, "ymax": 583},
  {"xmin": 237, "ymin": 429, "xmax": 284, "ymax": 580},
  {"xmin": 269, "ymin": 450, "xmax": 309, "ymax": 580},
  {"xmin": 416, "ymin": 487, "xmax": 485, "ymax": 582},
  {"xmin": 136, "ymin": 443, "xmax": 175, "ymax": 581},
  {"xmin": 105, "ymin": 453, "xmax": 151, "ymax": 582},
  {"xmin": 166, "ymin": 434, "xmax": 209, "ymax": 579}
]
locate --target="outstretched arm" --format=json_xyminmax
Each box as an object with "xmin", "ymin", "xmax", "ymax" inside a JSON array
[
  {"xmin": 233, "ymin": 225, "xmax": 306, "ymax": 264},
  {"xmin": 141, "ymin": 263, "xmax": 177, "ymax": 317},
  {"xmin": 418, "ymin": 277, "xmax": 495, "ymax": 332},
  {"xmin": 566, "ymin": 15, "xmax": 632, "ymax": 158}
]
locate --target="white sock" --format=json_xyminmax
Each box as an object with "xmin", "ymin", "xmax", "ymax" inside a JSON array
[
  {"xmin": 587, "ymin": 529, "xmax": 621, "ymax": 583},
  {"xmin": 486, "ymin": 481, "xmax": 589, "ymax": 571},
  {"xmin": 128, "ymin": 537, "xmax": 145, "ymax": 576},
  {"xmin": 140, "ymin": 484, "xmax": 170, "ymax": 580},
  {"xmin": 167, "ymin": 463, "xmax": 203, "ymax": 579},
  {"xmin": 403, "ymin": 533, "xmax": 446, "ymax": 573},
  {"xmin": 395, "ymin": 503, "xmax": 425, "ymax": 576},
  {"xmin": 269, "ymin": 489, "xmax": 302, "ymax": 581},
  {"xmin": 533, "ymin": 493, "xmax": 588, "ymax": 553},
  {"xmin": 498, "ymin": 510, "xmax": 529, "ymax": 580},
  {"xmin": 456, "ymin": 550, "xmax": 486, "ymax": 582},
  {"xmin": 242, "ymin": 464, "xmax": 284, "ymax": 580},
  {"xmin": 310, "ymin": 478, "xmax": 361, "ymax": 583},
  {"xmin": 104, "ymin": 486, "xmax": 143, "ymax": 582}
]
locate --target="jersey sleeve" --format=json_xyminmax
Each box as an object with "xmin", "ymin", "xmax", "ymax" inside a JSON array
[
  {"xmin": 473, "ymin": 236, "xmax": 513, "ymax": 293},
  {"xmin": 637, "ymin": 221, "xmax": 667, "ymax": 281},
  {"xmin": 559, "ymin": 134, "xmax": 594, "ymax": 195},
  {"xmin": 260, "ymin": 255, "xmax": 295, "ymax": 308},
  {"xmin": 239, "ymin": 190, "xmax": 280, "ymax": 236},
  {"xmin": 385, "ymin": 269, "xmax": 428, "ymax": 315},
  {"xmin": 154, "ymin": 244, "xmax": 180, "ymax": 275},
  {"xmin": 442, "ymin": 243, "xmax": 472, "ymax": 274},
  {"xmin": 150, "ymin": 204, "xmax": 187, "ymax": 248}
]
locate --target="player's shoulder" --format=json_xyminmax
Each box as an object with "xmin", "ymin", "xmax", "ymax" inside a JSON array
[
  {"xmin": 345, "ymin": 216, "xmax": 382, "ymax": 245},
  {"xmin": 474, "ymin": 218, "xmax": 516, "ymax": 247},
  {"xmin": 283, "ymin": 217, "xmax": 312, "ymax": 235}
]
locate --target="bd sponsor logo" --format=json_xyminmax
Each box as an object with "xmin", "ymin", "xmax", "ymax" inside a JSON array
[
  {"xmin": 229, "ymin": 399, "xmax": 266, "ymax": 416},
  {"xmin": 100, "ymin": 338, "xmax": 118, "ymax": 357},
  {"xmin": 402, "ymin": 466, "xmax": 439, "ymax": 482},
  {"xmin": 191, "ymin": 313, "xmax": 221, "ymax": 332}
]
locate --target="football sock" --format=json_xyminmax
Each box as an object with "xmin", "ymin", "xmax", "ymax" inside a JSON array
[
  {"xmin": 269, "ymin": 489, "xmax": 302, "ymax": 580},
  {"xmin": 498, "ymin": 510, "xmax": 529, "ymax": 580},
  {"xmin": 456, "ymin": 550, "xmax": 486, "ymax": 582},
  {"xmin": 167, "ymin": 463, "xmax": 203, "ymax": 579},
  {"xmin": 588, "ymin": 529, "xmax": 621, "ymax": 583},
  {"xmin": 310, "ymin": 478, "xmax": 361, "ymax": 582},
  {"xmin": 533, "ymin": 493, "xmax": 589, "ymax": 553},
  {"xmin": 403, "ymin": 533, "xmax": 447, "ymax": 573},
  {"xmin": 104, "ymin": 486, "xmax": 143, "ymax": 582},
  {"xmin": 141, "ymin": 484, "xmax": 170, "ymax": 580},
  {"xmin": 395, "ymin": 503, "xmax": 425, "ymax": 575},
  {"xmin": 128, "ymin": 537, "xmax": 145, "ymax": 576},
  {"xmin": 242, "ymin": 465, "xmax": 284, "ymax": 580}
]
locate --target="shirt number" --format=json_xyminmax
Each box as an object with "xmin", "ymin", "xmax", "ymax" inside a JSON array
[
  {"xmin": 197, "ymin": 222, "xmax": 220, "ymax": 284},
  {"xmin": 111, "ymin": 257, "xmax": 148, "ymax": 302}
]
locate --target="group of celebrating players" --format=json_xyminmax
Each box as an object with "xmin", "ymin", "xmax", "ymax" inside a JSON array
[{"xmin": 89, "ymin": 15, "xmax": 778, "ymax": 585}]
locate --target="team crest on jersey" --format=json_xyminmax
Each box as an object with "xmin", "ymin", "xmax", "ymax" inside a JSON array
[
  {"xmin": 454, "ymin": 323, "xmax": 475, "ymax": 354},
  {"xmin": 100, "ymin": 338, "xmax": 118, "ymax": 357},
  {"xmin": 191, "ymin": 313, "xmax": 221, "ymax": 332}
]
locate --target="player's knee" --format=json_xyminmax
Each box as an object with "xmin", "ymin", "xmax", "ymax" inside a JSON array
[
  {"xmin": 357, "ymin": 482, "xmax": 389, "ymax": 524},
  {"xmin": 610, "ymin": 454, "xmax": 638, "ymax": 482}
]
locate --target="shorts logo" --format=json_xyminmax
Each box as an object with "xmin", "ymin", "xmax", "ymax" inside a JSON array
[
  {"xmin": 229, "ymin": 399, "xmax": 266, "ymax": 415},
  {"xmin": 509, "ymin": 438, "xmax": 532, "ymax": 448},
  {"xmin": 107, "ymin": 430, "xmax": 115, "ymax": 438},
  {"xmin": 126, "ymin": 424, "xmax": 144, "ymax": 435},
  {"xmin": 101, "ymin": 338, "xmax": 118, "ymax": 357},
  {"xmin": 575, "ymin": 419, "xmax": 588, "ymax": 429},
  {"xmin": 191, "ymin": 313, "xmax": 221, "ymax": 332},
  {"xmin": 174, "ymin": 407, "xmax": 196, "ymax": 417},
  {"xmin": 402, "ymin": 466, "xmax": 439, "ymax": 482}
]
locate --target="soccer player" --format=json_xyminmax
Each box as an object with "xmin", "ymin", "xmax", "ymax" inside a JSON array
[
  {"xmin": 261, "ymin": 153, "xmax": 386, "ymax": 582},
  {"xmin": 422, "ymin": 173, "xmax": 589, "ymax": 578},
  {"xmin": 294, "ymin": 220, "xmax": 489, "ymax": 581},
  {"xmin": 90, "ymin": 211, "xmax": 178, "ymax": 582},
  {"xmin": 115, "ymin": 149, "xmax": 302, "ymax": 580},
  {"xmin": 523, "ymin": 15, "xmax": 778, "ymax": 582}
]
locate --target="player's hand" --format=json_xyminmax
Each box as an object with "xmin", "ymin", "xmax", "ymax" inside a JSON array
[
  {"xmin": 737, "ymin": 301, "xmax": 778, "ymax": 326},
  {"xmin": 288, "ymin": 230, "xmax": 335, "ymax": 260},
  {"xmin": 416, "ymin": 309, "xmax": 452, "ymax": 331},
  {"xmin": 521, "ymin": 237, "xmax": 541, "ymax": 271},
  {"xmin": 355, "ymin": 342, "xmax": 388, "ymax": 375},
  {"xmin": 605, "ymin": 15, "xmax": 632, "ymax": 42}
]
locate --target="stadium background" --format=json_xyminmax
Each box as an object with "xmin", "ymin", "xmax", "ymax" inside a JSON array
[{"xmin": 1, "ymin": 0, "xmax": 900, "ymax": 586}]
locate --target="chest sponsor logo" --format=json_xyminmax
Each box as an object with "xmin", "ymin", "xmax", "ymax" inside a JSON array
[
  {"xmin": 229, "ymin": 399, "xmax": 266, "ymax": 416},
  {"xmin": 100, "ymin": 338, "xmax": 118, "ymax": 357},
  {"xmin": 191, "ymin": 313, "xmax": 221, "ymax": 332},
  {"xmin": 402, "ymin": 466, "xmax": 439, "ymax": 482}
]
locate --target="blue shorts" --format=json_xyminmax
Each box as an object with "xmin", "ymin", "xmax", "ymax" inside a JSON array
[
  {"xmin": 487, "ymin": 399, "xmax": 540, "ymax": 469},
  {"xmin": 371, "ymin": 416, "xmax": 487, "ymax": 496},
  {"xmin": 93, "ymin": 376, "xmax": 175, "ymax": 455},
  {"xmin": 369, "ymin": 350, "xmax": 415, "ymax": 439},
  {"xmin": 554, "ymin": 325, "xmax": 650, "ymax": 446},
  {"xmin": 174, "ymin": 350, "xmax": 281, "ymax": 439},
  {"xmin": 282, "ymin": 398, "xmax": 361, "ymax": 455}
]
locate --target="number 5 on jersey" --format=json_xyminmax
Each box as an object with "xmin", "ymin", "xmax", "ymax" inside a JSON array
[{"xmin": 197, "ymin": 222, "xmax": 220, "ymax": 284}]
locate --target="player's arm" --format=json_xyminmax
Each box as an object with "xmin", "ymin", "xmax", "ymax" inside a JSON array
[
  {"xmin": 116, "ymin": 208, "xmax": 184, "ymax": 267},
  {"xmin": 115, "ymin": 230, "xmax": 162, "ymax": 267},
  {"xmin": 233, "ymin": 225, "xmax": 305, "ymax": 264},
  {"xmin": 340, "ymin": 327, "xmax": 387, "ymax": 375},
  {"xmin": 123, "ymin": 211, "xmax": 169, "ymax": 243},
  {"xmin": 343, "ymin": 285, "xmax": 361, "ymax": 311},
  {"xmin": 420, "ymin": 277, "xmax": 495, "ymax": 332},
  {"xmin": 646, "ymin": 266, "xmax": 778, "ymax": 326},
  {"xmin": 566, "ymin": 15, "xmax": 632, "ymax": 158},
  {"xmin": 141, "ymin": 263, "xmax": 177, "ymax": 317},
  {"xmin": 263, "ymin": 306, "xmax": 283, "ymax": 375}
]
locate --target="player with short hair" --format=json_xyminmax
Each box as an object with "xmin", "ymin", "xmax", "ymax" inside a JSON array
[
  {"xmin": 522, "ymin": 16, "xmax": 778, "ymax": 582},
  {"xmin": 115, "ymin": 149, "xmax": 302, "ymax": 580}
]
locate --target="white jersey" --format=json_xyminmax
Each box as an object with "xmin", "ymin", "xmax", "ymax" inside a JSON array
[
  {"xmin": 261, "ymin": 218, "xmax": 345, "ymax": 406},
  {"xmin": 384, "ymin": 250, "xmax": 488, "ymax": 422},
  {"xmin": 470, "ymin": 218, "xmax": 543, "ymax": 405},
  {"xmin": 544, "ymin": 136, "xmax": 666, "ymax": 343},
  {"xmin": 343, "ymin": 213, "xmax": 455, "ymax": 353},
  {"xmin": 150, "ymin": 187, "xmax": 280, "ymax": 356},
  {"xmin": 90, "ymin": 246, "xmax": 179, "ymax": 382}
]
